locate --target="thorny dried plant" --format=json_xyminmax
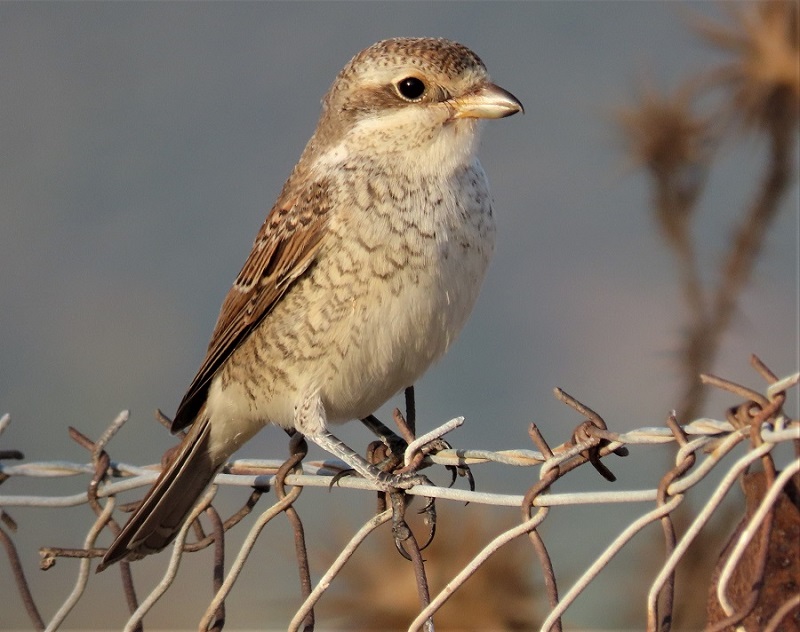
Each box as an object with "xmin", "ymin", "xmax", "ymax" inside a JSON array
[
  {"xmin": 618, "ymin": 2, "xmax": 799, "ymax": 628},
  {"xmin": 618, "ymin": 0, "xmax": 799, "ymax": 424},
  {"xmin": 617, "ymin": 80, "xmax": 714, "ymax": 328},
  {"xmin": 695, "ymin": 0, "xmax": 800, "ymax": 135}
]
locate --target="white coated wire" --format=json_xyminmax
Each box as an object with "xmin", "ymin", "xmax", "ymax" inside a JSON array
[{"xmin": 0, "ymin": 370, "xmax": 797, "ymax": 632}]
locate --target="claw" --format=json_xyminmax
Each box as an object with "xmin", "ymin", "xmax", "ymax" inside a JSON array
[
  {"xmin": 392, "ymin": 521, "xmax": 414, "ymax": 561},
  {"xmin": 464, "ymin": 465, "xmax": 476, "ymax": 492},
  {"xmin": 390, "ymin": 492, "xmax": 414, "ymax": 560},
  {"xmin": 416, "ymin": 495, "xmax": 435, "ymax": 515},
  {"xmin": 329, "ymin": 468, "xmax": 357, "ymax": 489},
  {"xmin": 393, "ymin": 536, "xmax": 413, "ymax": 561},
  {"xmin": 417, "ymin": 497, "xmax": 437, "ymax": 551},
  {"xmin": 445, "ymin": 465, "xmax": 458, "ymax": 488}
]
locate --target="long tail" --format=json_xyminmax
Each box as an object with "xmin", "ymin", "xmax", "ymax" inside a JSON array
[{"xmin": 98, "ymin": 411, "xmax": 221, "ymax": 571}]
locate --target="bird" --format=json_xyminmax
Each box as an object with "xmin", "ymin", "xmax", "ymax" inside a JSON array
[{"xmin": 98, "ymin": 36, "xmax": 522, "ymax": 571}]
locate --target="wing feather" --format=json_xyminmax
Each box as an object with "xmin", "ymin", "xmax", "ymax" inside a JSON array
[{"xmin": 171, "ymin": 177, "xmax": 333, "ymax": 432}]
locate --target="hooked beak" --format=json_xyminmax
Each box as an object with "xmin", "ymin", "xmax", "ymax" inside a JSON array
[{"xmin": 449, "ymin": 83, "xmax": 524, "ymax": 120}]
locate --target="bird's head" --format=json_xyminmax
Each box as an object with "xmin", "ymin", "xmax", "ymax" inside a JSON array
[{"xmin": 310, "ymin": 37, "xmax": 523, "ymax": 174}]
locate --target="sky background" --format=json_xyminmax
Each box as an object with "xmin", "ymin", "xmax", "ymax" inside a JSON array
[{"xmin": 1, "ymin": 2, "xmax": 797, "ymax": 630}]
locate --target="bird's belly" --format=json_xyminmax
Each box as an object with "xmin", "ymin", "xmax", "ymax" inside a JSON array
[
  {"xmin": 210, "ymin": 231, "xmax": 492, "ymax": 433},
  {"xmin": 319, "ymin": 242, "xmax": 490, "ymax": 423},
  {"xmin": 210, "ymin": 168, "xmax": 495, "ymax": 431}
]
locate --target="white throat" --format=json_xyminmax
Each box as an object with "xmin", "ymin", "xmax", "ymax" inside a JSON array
[{"xmin": 316, "ymin": 109, "xmax": 483, "ymax": 179}]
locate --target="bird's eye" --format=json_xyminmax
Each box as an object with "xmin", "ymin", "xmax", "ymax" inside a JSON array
[{"xmin": 395, "ymin": 76, "xmax": 426, "ymax": 101}]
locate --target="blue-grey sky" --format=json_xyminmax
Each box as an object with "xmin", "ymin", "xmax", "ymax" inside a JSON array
[{"xmin": 1, "ymin": 2, "xmax": 797, "ymax": 630}]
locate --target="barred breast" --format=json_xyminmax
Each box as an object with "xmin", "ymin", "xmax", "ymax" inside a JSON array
[{"xmin": 209, "ymin": 158, "xmax": 494, "ymax": 435}]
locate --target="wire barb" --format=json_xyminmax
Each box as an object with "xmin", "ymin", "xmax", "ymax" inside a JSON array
[{"xmin": 0, "ymin": 361, "xmax": 797, "ymax": 631}]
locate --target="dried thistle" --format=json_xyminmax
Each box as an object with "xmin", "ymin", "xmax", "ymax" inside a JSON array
[
  {"xmin": 694, "ymin": 0, "xmax": 800, "ymax": 135},
  {"xmin": 676, "ymin": 1, "xmax": 799, "ymax": 423},
  {"xmin": 619, "ymin": 1, "xmax": 798, "ymax": 424},
  {"xmin": 617, "ymin": 81, "xmax": 713, "ymax": 332},
  {"xmin": 617, "ymin": 81, "xmax": 713, "ymax": 253}
]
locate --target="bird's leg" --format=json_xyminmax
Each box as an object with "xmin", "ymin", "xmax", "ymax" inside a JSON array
[
  {"xmin": 360, "ymin": 386, "xmax": 418, "ymax": 471},
  {"xmin": 295, "ymin": 394, "xmax": 428, "ymax": 491},
  {"xmin": 362, "ymin": 398, "xmax": 473, "ymax": 490},
  {"xmin": 361, "ymin": 392, "xmax": 438, "ymax": 553},
  {"xmin": 360, "ymin": 415, "xmax": 437, "ymax": 554},
  {"xmin": 360, "ymin": 414, "xmax": 407, "ymax": 468}
]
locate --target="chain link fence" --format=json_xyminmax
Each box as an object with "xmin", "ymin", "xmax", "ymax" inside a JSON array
[{"xmin": 1, "ymin": 356, "xmax": 798, "ymax": 631}]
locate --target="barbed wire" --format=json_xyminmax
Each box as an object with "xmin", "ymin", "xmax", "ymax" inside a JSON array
[{"xmin": 1, "ymin": 355, "xmax": 798, "ymax": 631}]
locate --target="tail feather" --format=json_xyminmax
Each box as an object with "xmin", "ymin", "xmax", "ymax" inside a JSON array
[{"xmin": 98, "ymin": 412, "xmax": 220, "ymax": 571}]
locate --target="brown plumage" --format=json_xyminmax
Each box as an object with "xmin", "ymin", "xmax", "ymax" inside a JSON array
[{"xmin": 99, "ymin": 37, "xmax": 522, "ymax": 571}]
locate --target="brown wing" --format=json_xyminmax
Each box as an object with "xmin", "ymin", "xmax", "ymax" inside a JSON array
[{"xmin": 171, "ymin": 177, "xmax": 333, "ymax": 432}]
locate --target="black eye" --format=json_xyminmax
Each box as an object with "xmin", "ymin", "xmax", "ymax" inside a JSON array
[{"xmin": 396, "ymin": 76, "xmax": 426, "ymax": 101}]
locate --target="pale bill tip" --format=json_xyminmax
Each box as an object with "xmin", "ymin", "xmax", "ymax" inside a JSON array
[{"xmin": 451, "ymin": 83, "xmax": 524, "ymax": 120}]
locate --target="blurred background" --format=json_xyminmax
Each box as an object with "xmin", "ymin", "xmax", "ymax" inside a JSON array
[{"xmin": 1, "ymin": 2, "xmax": 797, "ymax": 630}]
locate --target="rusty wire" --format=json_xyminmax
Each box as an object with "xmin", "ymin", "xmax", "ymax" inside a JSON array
[{"xmin": 0, "ymin": 359, "xmax": 797, "ymax": 631}]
